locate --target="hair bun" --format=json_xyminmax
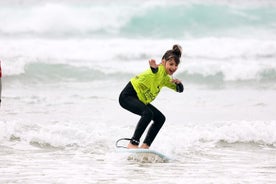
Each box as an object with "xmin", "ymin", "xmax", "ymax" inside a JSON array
[{"xmin": 172, "ymin": 44, "xmax": 182, "ymax": 58}]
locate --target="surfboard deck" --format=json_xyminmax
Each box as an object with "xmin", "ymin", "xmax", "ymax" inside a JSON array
[{"xmin": 117, "ymin": 148, "xmax": 170, "ymax": 163}]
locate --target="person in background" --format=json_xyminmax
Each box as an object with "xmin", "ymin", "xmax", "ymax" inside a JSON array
[{"xmin": 0, "ymin": 60, "xmax": 2, "ymax": 104}]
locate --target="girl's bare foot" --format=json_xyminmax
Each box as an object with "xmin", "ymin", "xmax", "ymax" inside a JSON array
[
  {"xmin": 140, "ymin": 143, "xmax": 149, "ymax": 149},
  {"xmin": 127, "ymin": 143, "xmax": 139, "ymax": 149}
]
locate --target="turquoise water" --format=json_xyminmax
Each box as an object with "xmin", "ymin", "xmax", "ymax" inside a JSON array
[
  {"xmin": 1, "ymin": 0, "xmax": 276, "ymax": 86},
  {"xmin": 121, "ymin": 3, "xmax": 276, "ymax": 38},
  {"xmin": 0, "ymin": 1, "xmax": 275, "ymax": 38}
]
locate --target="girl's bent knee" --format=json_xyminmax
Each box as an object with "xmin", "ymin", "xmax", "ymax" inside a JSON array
[{"xmin": 159, "ymin": 114, "xmax": 166, "ymax": 124}]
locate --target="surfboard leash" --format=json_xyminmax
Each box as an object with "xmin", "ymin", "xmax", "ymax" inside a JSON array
[{"xmin": 115, "ymin": 138, "xmax": 131, "ymax": 148}]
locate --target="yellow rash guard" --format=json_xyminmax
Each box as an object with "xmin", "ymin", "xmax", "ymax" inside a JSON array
[{"xmin": 130, "ymin": 64, "xmax": 177, "ymax": 104}]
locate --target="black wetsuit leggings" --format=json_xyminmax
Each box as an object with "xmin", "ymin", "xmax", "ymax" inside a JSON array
[{"xmin": 119, "ymin": 82, "xmax": 165, "ymax": 146}]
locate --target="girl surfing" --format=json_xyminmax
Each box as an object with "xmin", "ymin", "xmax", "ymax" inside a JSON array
[{"xmin": 118, "ymin": 45, "xmax": 184, "ymax": 149}]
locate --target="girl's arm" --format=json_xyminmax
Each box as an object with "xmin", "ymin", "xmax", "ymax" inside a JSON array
[
  {"xmin": 149, "ymin": 59, "xmax": 158, "ymax": 73},
  {"xmin": 171, "ymin": 79, "xmax": 184, "ymax": 92},
  {"xmin": 176, "ymin": 82, "xmax": 184, "ymax": 92}
]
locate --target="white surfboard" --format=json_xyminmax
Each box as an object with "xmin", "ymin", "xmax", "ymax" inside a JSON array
[{"xmin": 118, "ymin": 148, "xmax": 170, "ymax": 163}]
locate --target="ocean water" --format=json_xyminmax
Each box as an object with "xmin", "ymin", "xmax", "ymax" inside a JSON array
[{"xmin": 1, "ymin": 0, "xmax": 276, "ymax": 183}]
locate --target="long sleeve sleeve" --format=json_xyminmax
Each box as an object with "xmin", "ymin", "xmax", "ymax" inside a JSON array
[{"xmin": 176, "ymin": 82, "xmax": 184, "ymax": 93}]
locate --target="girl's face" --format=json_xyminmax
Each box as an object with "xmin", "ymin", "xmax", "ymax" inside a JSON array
[{"xmin": 163, "ymin": 59, "xmax": 178, "ymax": 75}]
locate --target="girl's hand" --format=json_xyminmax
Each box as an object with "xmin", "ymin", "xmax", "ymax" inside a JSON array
[
  {"xmin": 171, "ymin": 78, "xmax": 182, "ymax": 84},
  {"xmin": 149, "ymin": 59, "xmax": 158, "ymax": 68}
]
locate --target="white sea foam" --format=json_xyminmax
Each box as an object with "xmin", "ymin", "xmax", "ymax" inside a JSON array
[
  {"xmin": 0, "ymin": 3, "xmax": 137, "ymax": 37},
  {"xmin": 1, "ymin": 119, "xmax": 275, "ymax": 151}
]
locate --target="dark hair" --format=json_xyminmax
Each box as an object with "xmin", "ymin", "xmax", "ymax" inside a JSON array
[{"xmin": 162, "ymin": 44, "xmax": 182, "ymax": 65}]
